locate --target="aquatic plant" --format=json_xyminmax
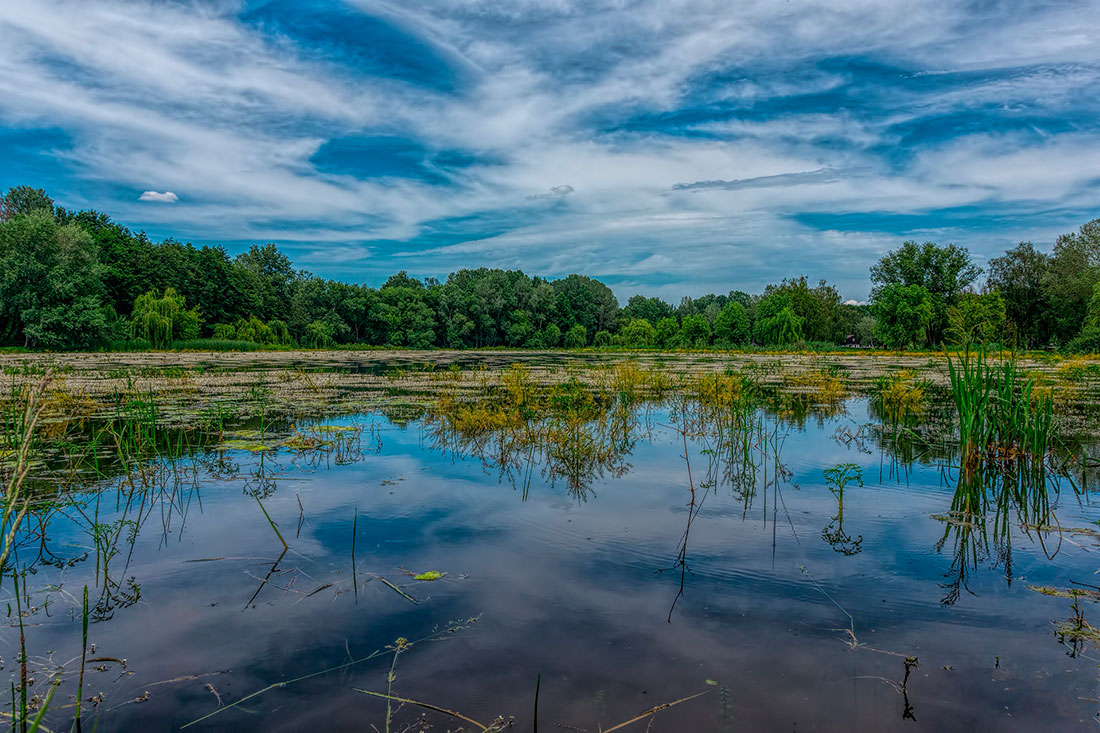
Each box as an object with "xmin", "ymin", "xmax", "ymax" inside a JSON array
[
  {"xmin": 822, "ymin": 464, "xmax": 863, "ymax": 556},
  {"xmin": 946, "ymin": 347, "xmax": 1056, "ymax": 470},
  {"xmin": 785, "ymin": 367, "xmax": 847, "ymax": 406},
  {"xmin": 871, "ymin": 370, "xmax": 928, "ymax": 425},
  {"xmin": 1, "ymin": 375, "xmax": 49, "ymax": 577}
]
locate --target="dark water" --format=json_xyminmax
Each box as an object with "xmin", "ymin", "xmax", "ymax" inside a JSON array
[{"xmin": 7, "ymin": 399, "xmax": 1100, "ymax": 731}]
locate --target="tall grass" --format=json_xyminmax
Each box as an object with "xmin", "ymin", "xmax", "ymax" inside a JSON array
[
  {"xmin": 1, "ymin": 376, "xmax": 49, "ymax": 578},
  {"xmin": 946, "ymin": 347, "xmax": 1055, "ymax": 470}
]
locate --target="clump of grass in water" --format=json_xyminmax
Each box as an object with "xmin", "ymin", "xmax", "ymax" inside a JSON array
[
  {"xmin": 1054, "ymin": 588, "xmax": 1100, "ymax": 658},
  {"xmin": 427, "ymin": 372, "xmax": 639, "ymax": 499},
  {"xmin": 784, "ymin": 366, "xmax": 847, "ymax": 406},
  {"xmin": 1, "ymin": 376, "xmax": 64, "ymax": 731},
  {"xmin": 871, "ymin": 370, "xmax": 929, "ymax": 425},
  {"xmin": 946, "ymin": 347, "xmax": 1056, "ymax": 471},
  {"xmin": 1, "ymin": 375, "xmax": 50, "ymax": 576}
]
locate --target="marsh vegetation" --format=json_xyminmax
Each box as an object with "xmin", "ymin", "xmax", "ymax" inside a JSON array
[{"xmin": 1, "ymin": 349, "xmax": 1099, "ymax": 730}]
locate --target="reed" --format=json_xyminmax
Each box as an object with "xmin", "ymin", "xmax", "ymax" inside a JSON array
[
  {"xmin": 946, "ymin": 347, "xmax": 1056, "ymax": 470},
  {"xmin": 75, "ymin": 584, "xmax": 89, "ymax": 726},
  {"xmin": 1, "ymin": 375, "xmax": 49, "ymax": 579}
]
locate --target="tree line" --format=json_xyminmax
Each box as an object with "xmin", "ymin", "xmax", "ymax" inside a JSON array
[{"xmin": 1, "ymin": 186, "xmax": 1098, "ymax": 352}]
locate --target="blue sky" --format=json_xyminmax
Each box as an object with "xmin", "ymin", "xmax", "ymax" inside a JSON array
[{"xmin": 2, "ymin": 0, "xmax": 1099, "ymax": 302}]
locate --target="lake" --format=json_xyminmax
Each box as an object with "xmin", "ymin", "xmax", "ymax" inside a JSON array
[{"xmin": 6, "ymin": 388, "xmax": 1099, "ymax": 731}]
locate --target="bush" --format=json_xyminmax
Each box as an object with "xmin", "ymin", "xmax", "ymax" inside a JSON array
[
  {"xmin": 105, "ymin": 338, "xmax": 153, "ymax": 352},
  {"xmin": 1065, "ymin": 326, "xmax": 1100, "ymax": 354}
]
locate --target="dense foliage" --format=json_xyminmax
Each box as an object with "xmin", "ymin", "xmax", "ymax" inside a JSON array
[{"xmin": 1, "ymin": 185, "xmax": 1098, "ymax": 351}]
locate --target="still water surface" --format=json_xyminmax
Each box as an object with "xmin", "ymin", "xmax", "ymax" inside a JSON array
[{"xmin": 10, "ymin": 399, "xmax": 1100, "ymax": 731}]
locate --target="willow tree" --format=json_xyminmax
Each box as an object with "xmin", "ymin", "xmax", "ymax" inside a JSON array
[
  {"xmin": 131, "ymin": 288, "xmax": 200, "ymax": 347},
  {"xmin": 753, "ymin": 294, "xmax": 804, "ymax": 346}
]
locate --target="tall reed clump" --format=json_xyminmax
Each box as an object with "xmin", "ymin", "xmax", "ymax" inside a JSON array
[
  {"xmin": 946, "ymin": 348, "xmax": 1055, "ymax": 470},
  {"xmin": 1, "ymin": 375, "xmax": 49, "ymax": 577}
]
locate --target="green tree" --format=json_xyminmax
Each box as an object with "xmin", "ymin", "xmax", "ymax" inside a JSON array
[
  {"xmin": 131, "ymin": 288, "xmax": 201, "ymax": 346},
  {"xmin": 553, "ymin": 274, "xmax": 618, "ymax": 335},
  {"xmin": 655, "ymin": 317, "xmax": 678, "ymax": 349},
  {"xmin": 233, "ymin": 315, "xmax": 275, "ymax": 344},
  {"xmin": 563, "ymin": 323, "xmax": 587, "ymax": 348},
  {"xmin": 620, "ymin": 318, "xmax": 657, "ymax": 347},
  {"xmin": 0, "ymin": 186, "xmax": 54, "ymax": 222},
  {"xmin": 987, "ymin": 242, "xmax": 1052, "ymax": 348},
  {"xmin": 679, "ymin": 314, "xmax": 711, "ymax": 347},
  {"xmin": 302, "ymin": 320, "xmax": 335, "ymax": 348},
  {"xmin": 541, "ymin": 323, "xmax": 562, "ymax": 348},
  {"xmin": 947, "ymin": 292, "xmax": 1006, "ymax": 346},
  {"xmin": 752, "ymin": 294, "xmax": 804, "ymax": 346},
  {"xmin": 712, "ymin": 302, "xmax": 750, "ymax": 346},
  {"xmin": 0, "ymin": 210, "xmax": 108, "ymax": 348},
  {"xmin": 872, "ymin": 284, "xmax": 933, "ymax": 349},
  {"xmin": 1043, "ymin": 219, "xmax": 1100, "ymax": 344},
  {"xmin": 870, "ymin": 241, "xmax": 980, "ymax": 345},
  {"xmin": 505, "ymin": 309, "xmax": 533, "ymax": 346},
  {"xmin": 621, "ymin": 295, "xmax": 674, "ymax": 324},
  {"xmin": 1065, "ymin": 327, "xmax": 1100, "ymax": 354},
  {"xmin": 854, "ymin": 315, "xmax": 875, "ymax": 347},
  {"xmin": 379, "ymin": 272, "xmax": 435, "ymax": 348},
  {"xmin": 755, "ymin": 307, "xmax": 803, "ymax": 346},
  {"xmin": 236, "ymin": 243, "xmax": 296, "ymax": 321},
  {"xmin": 1067, "ymin": 282, "xmax": 1100, "ymax": 353},
  {"xmin": 761, "ymin": 277, "xmax": 843, "ymax": 342},
  {"xmin": 1087, "ymin": 282, "xmax": 1100, "ymax": 329},
  {"xmin": 268, "ymin": 319, "xmax": 293, "ymax": 346}
]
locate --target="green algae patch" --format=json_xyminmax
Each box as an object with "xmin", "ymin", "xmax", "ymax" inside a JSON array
[
  {"xmin": 414, "ymin": 571, "xmax": 445, "ymax": 581},
  {"xmin": 217, "ymin": 439, "xmax": 279, "ymax": 452}
]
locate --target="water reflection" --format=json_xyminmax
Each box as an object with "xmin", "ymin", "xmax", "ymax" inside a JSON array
[
  {"xmin": 424, "ymin": 375, "xmax": 641, "ymax": 500},
  {"xmin": 935, "ymin": 460, "xmax": 1063, "ymax": 605},
  {"xmin": 821, "ymin": 464, "xmax": 864, "ymax": 556},
  {"xmin": 4, "ymin": 373, "xmax": 1100, "ymax": 730}
]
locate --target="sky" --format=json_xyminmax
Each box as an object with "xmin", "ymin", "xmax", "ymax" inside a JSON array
[{"xmin": 2, "ymin": 0, "xmax": 1100, "ymax": 303}]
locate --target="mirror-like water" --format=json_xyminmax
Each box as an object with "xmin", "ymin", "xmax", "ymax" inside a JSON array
[{"xmin": 4, "ymin": 397, "xmax": 1099, "ymax": 731}]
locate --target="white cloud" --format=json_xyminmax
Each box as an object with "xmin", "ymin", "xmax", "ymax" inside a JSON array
[
  {"xmin": 0, "ymin": 0, "xmax": 1098, "ymax": 300},
  {"xmin": 138, "ymin": 190, "xmax": 179, "ymax": 203}
]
